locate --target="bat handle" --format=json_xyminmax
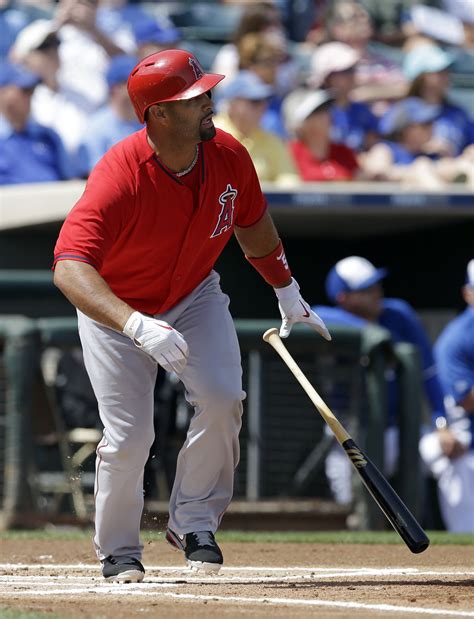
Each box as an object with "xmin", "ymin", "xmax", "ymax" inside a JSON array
[{"xmin": 263, "ymin": 328, "xmax": 351, "ymax": 444}]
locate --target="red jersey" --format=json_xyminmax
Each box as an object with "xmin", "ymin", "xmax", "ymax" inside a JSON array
[
  {"xmin": 54, "ymin": 128, "xmax": 267, "ymax": 314},
  {"xmin": 289, "ymin": 140, "xmax": 359, "ymax": 182}
]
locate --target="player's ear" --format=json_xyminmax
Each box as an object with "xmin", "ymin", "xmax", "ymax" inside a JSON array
[{"xmin": 147, "ymin": 104, "xmax": 166, "ymax": 123}]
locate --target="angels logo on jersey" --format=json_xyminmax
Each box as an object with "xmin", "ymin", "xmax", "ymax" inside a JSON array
[
  {"xmin": 211, "ymin": 184, "xmax": 238, "ymax": 238},
  {"xmin": 188, "ymin": 57, "xmax": 204, "ymax": 80}
]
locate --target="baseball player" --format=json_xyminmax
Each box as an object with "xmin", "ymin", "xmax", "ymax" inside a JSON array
[
  {"xmin": 53, "ymin": 49, "xmax": 330, "ymax": 582},
  {"xmin": 312, "ymin": 256, "xmax": 448, "ymax": 504},
  {"xmin": 420, "ymin": 259, "xmax": 474, "ymax": 533}
]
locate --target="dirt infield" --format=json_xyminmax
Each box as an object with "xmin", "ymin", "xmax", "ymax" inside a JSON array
[{"xmin": 1, "ymin": 537, "xmax": 473, "ymax": 618}]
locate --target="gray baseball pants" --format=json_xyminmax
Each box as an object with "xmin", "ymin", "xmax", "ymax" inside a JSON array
[{"xmin": 77, "ymin": 271, "xmax": 245, "ymax": 561}]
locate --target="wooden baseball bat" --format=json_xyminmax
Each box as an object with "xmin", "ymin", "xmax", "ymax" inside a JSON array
[{"xmin": 263, "ymin": 328, "xmax": 430, "ymax": 554}]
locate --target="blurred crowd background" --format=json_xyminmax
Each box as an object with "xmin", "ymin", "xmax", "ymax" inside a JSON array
[{"xmin": 1, "ymin": 0, "xmax": 473, "ymax": 188}]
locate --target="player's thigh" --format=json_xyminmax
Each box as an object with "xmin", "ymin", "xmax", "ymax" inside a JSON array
[
  {"xmin": 172, "ymin": 277, "xmax": 243, "ymax": 402},
  {"xmin": 77, "ymin": 310, "xmax": 158, "ymax": 419}
]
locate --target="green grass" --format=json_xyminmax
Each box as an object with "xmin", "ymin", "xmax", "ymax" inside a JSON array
[
  {"xmin": 0, "ymin": 610, "xmax": 63, "ymax": 619},
  {"xmin": 1, "ymin": 529, "xmax": 473, "ymax": 545},
  {"xmin": 218, "ymin": 530, "xmax": 474, "ymax": 545}
]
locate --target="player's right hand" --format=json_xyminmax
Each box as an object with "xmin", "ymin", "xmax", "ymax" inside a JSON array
[{"xmin": 123, "ymin": 311, "xmax": 189, "ymax": 374}]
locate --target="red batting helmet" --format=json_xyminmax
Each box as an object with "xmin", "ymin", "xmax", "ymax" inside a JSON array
[{"xmin": 127, "ymin": 49, "xmax": 225, "ymax": 123}]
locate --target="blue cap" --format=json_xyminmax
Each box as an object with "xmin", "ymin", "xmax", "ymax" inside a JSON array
[
  {"xmin": 220, "ymin": 70, "xmax": 274, "ymax": 101},
  {"xmin": 0, "ymin": 62, "xmax": 40, "ymax": 89},
  {"xmin": 379, "ymin": 97, "xmax": 440, "ymax": 135},
  {"xmin": 326, "ymin": 256, "xmax": 387, "ymax": 302},
  {"xmin": 133, "ymin": 19, "xmax": 180, "ymax": 45},
  {"xmin": 106, "ymin": 55, "xmax": 139, "ymax": 87},
  {"xmin": 403, "ymin": 44, "xmax": 454, "ymax": 81}
]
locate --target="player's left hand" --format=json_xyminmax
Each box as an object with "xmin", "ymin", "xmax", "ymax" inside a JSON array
[{"xmin": 274, "ymin": 278, "xmax": 331, "ymax": 341}]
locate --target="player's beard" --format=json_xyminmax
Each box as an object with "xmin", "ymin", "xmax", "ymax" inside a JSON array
[{"xmin": 200, "ymin": 122, "xmax": 216, "ymax": 141}]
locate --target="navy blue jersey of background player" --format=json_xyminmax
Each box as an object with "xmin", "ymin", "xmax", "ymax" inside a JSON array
[
  {"xmin": 435, "ymin": 306, "xmax": 474, "ymax": 448},
  {"xmin": 313, "ymin": 299, "xmax": 446, "ymax": 428}
]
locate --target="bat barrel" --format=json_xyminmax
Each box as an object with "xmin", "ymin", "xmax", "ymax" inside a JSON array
[{"xmin": 342, "ymin": 439, "xmax": 430, "ymax": 554}]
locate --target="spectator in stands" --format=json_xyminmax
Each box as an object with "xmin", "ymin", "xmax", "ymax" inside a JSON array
[
  {"xmin": 309, "ymin": 41, "xmax": 379, "ymax": 152},
  {"xmin": 212, "ymin": 2, "xmax": 286, "ymax": 83},
  {"xmin": 236, "ymin": 30, "xmax": 297, "ymax": 138},
  {"xmin": 213, "ymin": 70, "xmax": 298, "ymax": 185},
  {"xmin": 360, "ymin": 96, "xmax": 443, "ymax": 186},
  {"xmin": 361, "ymin": 96, "xmax": 474, "ymax": 187},
  {"xmin": 420, "ymin": 259, "xmax": 474, "ymax": 533},
  {"xmin": 9, "ymin": 19, "xmax": 88, "ymax": 156},
  {"xmin": 77, "ymin": 54, "xmax": 140, "ymax": 176},
  {"xmin": 312, "ymin": 256, "xmax": 448, "ymax": 505},
  {"xmin": 133, "ymin": 17, "xmax": 181, "ymax": 59},
  {"xmin": 404, "ymin": 43, "xmax": 474, "ymax": 157},
  {"xmin": 323, "ymin": 0, "xmax": 406, "ymax": 103},
  {"xmin": 212, "ymin": 3, "xmax": 299, "ymax": 137},
  {"xmin": 0, "ymin": 61, "xmax": 75, "ymax": 184},
  {"xmin": 283, "ymin": 88, "xmax": 360, "ymax": 182},
  {"xmin": 52, "ymin": 0, "xmax": 134, "ymax": 111}
]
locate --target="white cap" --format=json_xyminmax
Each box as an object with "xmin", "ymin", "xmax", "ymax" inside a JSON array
[
  {"xmin": 309, "ymin": 42, "xmax": 360, "ymax": 88},
  {"xmin": 282, "ymin": 88, "xmax": 334, "ymax": 135},
  {"xmin": 325, "ymin": 256, "xmax": 387, "ymax": 302},
  {"xmin": 10, "ymin": 20, "xmax": 57, "ymax": 61}
]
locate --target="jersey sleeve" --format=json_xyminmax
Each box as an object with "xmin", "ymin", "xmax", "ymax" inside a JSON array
[{"xmin": 53, "ymin": 153, "xmax": 134, "ymax": 270}]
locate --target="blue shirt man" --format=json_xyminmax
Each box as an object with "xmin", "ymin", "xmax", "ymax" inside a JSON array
[
  {"xmin": 420, "ymin": 260, "xmax": 474, "ymax": 532},
  {"xmin": 0, "ymin": 62, "xmax": 74, "ymax": 184},
  {"xmin": 313, "ymin": 255, "xmax": 447, "ymax": 504},
  {"xmin": 313, "ymin": 256, "xmax": 446, "ymax": 428},
  {"xmin": 435, "ymin": 261, "xmax": 474, "ymax": 448}
]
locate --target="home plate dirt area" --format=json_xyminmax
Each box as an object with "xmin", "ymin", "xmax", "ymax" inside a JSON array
[{"xmin": 1, "ymin": 538, "xmax": 473, "ymax": 618}]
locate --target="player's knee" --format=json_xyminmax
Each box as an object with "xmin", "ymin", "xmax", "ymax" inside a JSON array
[
  {"xmin": 195, "ymin": 379, "xmax": 244, "ymax": 425},
  {"xmin": 211, "ymin": 377, "xmax": 244, "ymax": 404},
  {"xmin": 107, "ymin": 431, "xmax": 155, "ymax": 467}
]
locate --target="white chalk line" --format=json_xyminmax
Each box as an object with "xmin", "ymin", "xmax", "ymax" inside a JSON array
[
  {"xmin": 2, "ymin": 563, "xmax": 473, "ymax": 575},
  {"xmin": 1, "ymin": 567, "xmax": 473, "ymax": 586},
  {"xmin": 1, "ymin": 587, "xmax": 473, "ymax": 617},
  {"xmin": 0, "ymin": 565, "xmax": 473, "ymax": 617}
]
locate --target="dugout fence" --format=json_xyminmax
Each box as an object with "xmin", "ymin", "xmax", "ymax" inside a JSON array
[{"xmin": 0, "ymin": 313, "xmax": 423, "ymax": 532}]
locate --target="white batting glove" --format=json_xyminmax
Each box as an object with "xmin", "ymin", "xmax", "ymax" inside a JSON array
[
  {"xmin": 123, "ymin": 312, "xmax": 189, "ymax": 374},
  {"xmin": 275, "ymin": 278, "xmax": 331, "ymax": 341}
]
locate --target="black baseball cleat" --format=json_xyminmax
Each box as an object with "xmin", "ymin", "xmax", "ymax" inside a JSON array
[
  {"xmin": 166, "ymin": 528, "xmax": 223, "ymax": 574},
  {"xmin": 101, "ymin": 555, "xmax": 145, "ymax": 583}
]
